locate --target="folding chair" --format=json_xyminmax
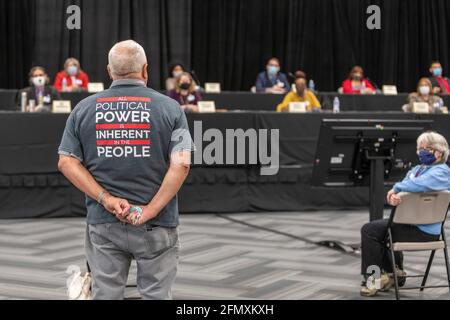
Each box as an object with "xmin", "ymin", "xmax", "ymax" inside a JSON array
[{"xmin": 385, "ymin": 190, "xmax": 450, "ymax": 300}]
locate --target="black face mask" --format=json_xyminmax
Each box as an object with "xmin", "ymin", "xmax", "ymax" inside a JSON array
[
  {"xmin": 296, "ymin": 85, "xmax": 306, "ymax": 95},
  {"xmin": 179, "ymin": 82, "xmax": 190, "ymax": 90},
  {"xmin": 352, "ymin": 74, "xmax": 362, "ymax": 81}
]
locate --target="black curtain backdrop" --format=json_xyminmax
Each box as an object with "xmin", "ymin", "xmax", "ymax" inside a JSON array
[
  {"xmin": 0, "ymin": 0, "xmax": 191, "ymax": 89},
  {"xmin": 32, "ymin": 0, "xmax": 191, "ymax": 90},
  {"xmin": 0, "ymin": 0, "xmax": 449, "ymax": 91},
  {"xmin": 191, "ymin": 0, "xmax": 450, "ymax": 92},
  {"xmin": 0, "ymin": 0, "xmax": 36, "ymax": 89}
]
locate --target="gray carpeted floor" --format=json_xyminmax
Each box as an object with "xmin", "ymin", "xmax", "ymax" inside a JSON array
[{"xmin": 0, "ymin": 210, "xmax": 449, "ymax": 300}]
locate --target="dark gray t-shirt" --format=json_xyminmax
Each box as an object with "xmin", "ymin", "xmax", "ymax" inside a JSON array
[{"xmin": 58, "ymin": 79, "xmax": 193, "ymax": 226}]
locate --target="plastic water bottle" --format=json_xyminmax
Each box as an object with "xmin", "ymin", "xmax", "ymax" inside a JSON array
[
  {"xmin": 29, "ymin": 99, "xmax": 36, "ymax": 113},
  {"xmin": 21, "ymin": 92, "xmax": 27, "ymax": 112},
  {"xmin": 433, "ymin": 101, "xmax": 441, "ymax": 112},
  {"xmin": 438, "ymin": 99, "xmax": 444, "ymax": 111},
  {"xmin": 309, "ymin": 79, "xmax": 315, "ymax": 91},
  {"xmin": 62, "ymin": 78, "xmax": 68, "ymax": 92},
  {"xmin": 333, "ymin": 97, "xmax": 340, "ymax": 113},
  {"xmin": 361, "ymin": 80, "xmax": 366, "ymax": 93}
]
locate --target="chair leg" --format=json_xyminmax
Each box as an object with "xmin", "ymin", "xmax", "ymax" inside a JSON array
[
  {"xmin": 420, "ymin": 250, "xmax": 436, "ymax": 291},
  {"xmin": 388, "ymin": 230, "xmax": 400, "ymax": 300},
  {"xmin": 443, "ymin": 246, "xmax": 450, "ymax": 293}
]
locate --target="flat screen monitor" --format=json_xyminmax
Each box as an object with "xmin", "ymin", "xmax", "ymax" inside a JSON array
[{"xmin": 312, "ymin": 119, "xmax": 433, "ymax": 187}]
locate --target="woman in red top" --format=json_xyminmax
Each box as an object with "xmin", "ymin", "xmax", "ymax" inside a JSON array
[
  {"xmin": 341, "ymin": 65, "xmax": 375, "ymax": 94},
  {"xmin": 54, "ymin": 58, "xmax": 90, "ymax": 92}
]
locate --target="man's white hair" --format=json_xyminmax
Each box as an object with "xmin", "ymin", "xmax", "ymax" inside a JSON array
[
  {"xmin": 108, "ymin": 40, "xmax": 147, "ymax": 77},
  {"xmin": 417, "ymin": 131, "xmax": 449, "ymax": 162}
]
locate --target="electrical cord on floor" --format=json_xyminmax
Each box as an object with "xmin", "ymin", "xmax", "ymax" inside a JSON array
[{"xmin": 216, "ymin": 214, "xmax": 361, "ymax": 257}]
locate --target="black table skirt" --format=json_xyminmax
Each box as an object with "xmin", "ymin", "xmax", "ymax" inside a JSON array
[{"xmin": 0, "ymin": 167, "xmax": 372, "ymax": 218}]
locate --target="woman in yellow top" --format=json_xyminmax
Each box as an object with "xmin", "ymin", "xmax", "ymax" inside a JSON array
[{"xmin": 276, "ymin": 77, "xmax": 321, "ymax": 112}]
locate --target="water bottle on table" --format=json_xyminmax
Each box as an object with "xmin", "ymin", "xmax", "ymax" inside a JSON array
[
  {"xmin": 361, "ymin": 81, "xmax": 366, "ymax": 94},
  {"xmin": 438, "ymin": 99, "xmax": 445, "ymax": 112},
  {"xmin": 308, "ymin": 79, "xmax": 315, "ymax": 92},
  {"xmin": 333, "ymin": 97, "xmax": 340, "ymax": 113},
  {"xmin": 29, "ymin": 99, "xmax": 36, "ymax": 113},
  {"xmin": 21, "ymin": 92, "xmax": 27, "ymax": 112}
]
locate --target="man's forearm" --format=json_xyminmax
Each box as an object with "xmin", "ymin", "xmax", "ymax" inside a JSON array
[
  {"xmin": 58, "ymin": 155, "xmax": 105, "ymax": 202},
  {"xmin": 59, "ymin": 155, "xmax": 130, "ymax": 217},
  {"xmin": 144, "ymin": 164, "xmax": 190, "ymax": 220}
]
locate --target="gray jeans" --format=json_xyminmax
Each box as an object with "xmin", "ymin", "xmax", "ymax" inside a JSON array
[{"xmin": 85, "ymin": 222, "xmax": 179, "ymax": 300}]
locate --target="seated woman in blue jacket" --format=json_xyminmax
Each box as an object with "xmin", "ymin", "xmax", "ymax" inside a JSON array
[{"xmin": 360, "ymin": 131, "xmax": 450, "ymax": 297}]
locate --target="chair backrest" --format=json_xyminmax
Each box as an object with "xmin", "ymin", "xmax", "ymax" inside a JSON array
[{"xmin": 393, "ymin": 191, "xmax": 450, "ymax": 225}]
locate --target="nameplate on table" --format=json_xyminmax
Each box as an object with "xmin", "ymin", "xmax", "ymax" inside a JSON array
[
  {"xmin": 197, "ymin": 101, "xmax": 216, "ymax": 113},
  {"xmin": 204, "ymin": 83, "xmax": 221, "ymax": 93},
  {"xmin": 413, "ymin": 102, "xmax": 430, "ymax": 114},
  {"xmin": 382, "ymin": 85, "xmax": 398, "ymax": 95},
  {"xmin": 288, "ymin": 102, "xmax": 307, "ymax": 113},
  {"xmin": 88, "ymin": 82, "xmax": 105, "ymax": 93},
  {"xmin": 52, "ymin": 100, "xmax": 72, "ymax": 113}
]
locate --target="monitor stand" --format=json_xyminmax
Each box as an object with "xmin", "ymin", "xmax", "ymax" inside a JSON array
[
  {"xmin": 367, "ymin": 151, "xmax": 393, "ymax": 221},
  {"xmin": 369, "ymin": 158, "xmax": 386, "ymax": 221}
]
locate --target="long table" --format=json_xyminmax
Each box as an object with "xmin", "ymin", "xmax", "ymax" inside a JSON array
[
  {"xmin": 0, "ymin": 111, "xmax": 449, "ymax": 218},
  {"xmin": 201, "ymin": 92, "xmax": 431, "ymax": 112},
  {"xmin": 59, "ymin": 91, "xmax": 450, "ymax": 112},
  {"xmin": 3, "ymin": 89, "xmax": 450, "ymax": 112}
]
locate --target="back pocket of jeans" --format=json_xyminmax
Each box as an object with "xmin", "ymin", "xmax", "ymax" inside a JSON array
[
  {"xmin": 143, "ymin": 227, "xmax": 174, "ymax": 255},
  {"xmin": 88, "ymin": 224, "xmax": 113, "ymax": 246}
]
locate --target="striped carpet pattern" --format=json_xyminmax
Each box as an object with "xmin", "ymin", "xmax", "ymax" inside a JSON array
[{"xmin": 0, "ymin": 210, "xmax": 449, "ymax": 300}]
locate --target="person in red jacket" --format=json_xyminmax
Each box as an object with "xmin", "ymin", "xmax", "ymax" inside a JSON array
[
  {"xmin": 54, "ymin": 58, "xmax": 90, "ymax": 92},
  {"xmin": 341, "ymin": 65, "xmax": 375, "ymax": 94}
]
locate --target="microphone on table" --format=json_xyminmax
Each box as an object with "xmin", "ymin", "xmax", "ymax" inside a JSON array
[
  {"xmin": 287, "ymin": 72, "xmax": 297, "ymax": 92},
  {"xmin": 287, "ymin": 72, "xmax": 296, "ymax": 81},
  {"xmin": 190, "ymin": 70, "xmax": 202, "ymax": 90}
]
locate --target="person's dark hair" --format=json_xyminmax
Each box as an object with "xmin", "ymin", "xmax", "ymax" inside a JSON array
[
  {"xmin": 28, "ymin": 66, "xmax": 46, "ymax": 79},
  {"xmin": 28, "ymin": 66, "xmax": 50, "ymax": 85},
  {"xmin": 430, "ymin": 60, "xmax": 441, "ymax": 68},
  {"xmin": 168, "ymin": 61, "xmax": 186, "ymax": 76},
  {"xmin": 347, "ymin": 65, "xmax": 364, "ymax": 80},
  {"xmin": 266, "ymin": 57, "xmax": 281, "ymax": 66},
  {"xmin": 295, "ymin": 70, "xmax": 307, "ymax": 80}
]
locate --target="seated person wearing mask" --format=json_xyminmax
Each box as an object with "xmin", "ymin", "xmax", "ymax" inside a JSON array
[
  {"xmin": 255, "ymin": 57, "xmax": 290, "ymax": 93},
  {"xmin": 276, "ymin": 75, "xmax": 321, "ymax": 112},
  {"xmin": 18, "ymin": 66, "xmax": 60, "ymax": 112},
  {"xmin": 167, "ymin": 72, "xmax": 202, "ymax": 113},
  {"xmin": 405, "ymin": 78, "xmax": 444, "ymax": 113},
  {"xmin": 166, "ymin": 62, "xmax": 187, "ymax": 91},
  {"xmin": 359, "ymin": 131, "xmax": 450, "ymax": 297},
  {"xmin": 54, "ymin": 58, "xmax": 90, "ymax": 92},
  {"xmin": 341, "ymin": 66, "xmax": 375, "ymax": 94},
  {"xmin": 428, "ymin": 61, "xmax": 450, "ymax": 95}
]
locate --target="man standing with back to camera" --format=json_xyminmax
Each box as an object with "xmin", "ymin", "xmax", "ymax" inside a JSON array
[{"xmin": 58, "ymin": 40, "xmax": 193, "ymax": 299}]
